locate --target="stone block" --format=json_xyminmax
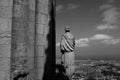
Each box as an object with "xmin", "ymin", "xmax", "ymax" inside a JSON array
[
  {"xmin": 36, "ymin": 13, "xmax": 49, "ymax": 25},
  {"xmin": 0, "ymin": 37, "xmax": 11, "ymax": 45},
  {"xmin": 27, "ymin": 45, "xmax": 34, "ymax": 57},
  {"xmin": 37, "ymin": 2, "xmax": 49, "ymax": 14},
  {"xmin": 0, "ymin": 57, "xmax": 10, "ymax": 71},
  {"xmin": 14, "ymin": 0, "xmax": 28, "ymax": 5},
  {"xmin": 13, "ymin": 4, "xmax": 28, "ymax": 19},
  {"xmin": 27, "ymin": 68, "xmax": 35, "ymax": 80},
  {"xmin": 28, "ymin": 22, "xmax": 35, "ymax": 33},
  {"xmin": 11, "ymin": 42, "xmax": 27, "ymax": 57},
  {"xmin": 27, "ymin": 32, "xmax": 35, "ymax": 46},
  {"xmin": 38, "ymin": 0, "xmax": 49, "ymax": 5},
  {"xmin": 27, "ymin": 57, "xmax": 34, "ymax": 70},
  {"xmin": 12, "ymin": 30, "xmax": 27, "ymax": 43},
  {"xmin": 0, "ymin": 6, "xmax": 12, "ymax": 18},
  {"xmin": 12, "ymin": 17, "xmax": 28, "ymax": 31},
  {"xmin": 37, "ymin": 56, "xmax": 46, "ymax": 68},
  {"xmin": 0, "ymin": 0, "xmax": 13, "ymax": 6},
  {"xmin": 0, "ymin": 32, "xmax": 11, "ymax": 45},
  {"xmin": 0, "ymin": 18, "xmax": 12, "ymax": 33},
  {"xmin": 36, "ymin": 24, "xmax": 44, "ymax": 35},
  {"xmin": 0, "ymin": 45, "xmax": 11, "ymax": 57},
  {"xmin": 37, "ymin": 46, "xmax": 45, "ymax": 57},
  {"xmin": 44, "ymin": 26, "xmax": 49, "ymax": 36},
  {"xmin": 36, "ymin": 34, "xmax": 47, "ymax": 46},
  {"xmin": 28, "ymin": 10, "xmax": 35, "ymax": 22},
  {"xmin": 28, "ymin": 0, "xmax": 35, "ymax": 10},
  {"xmin": 0, "ymin": 70, "xmax": 10, "ymax": 80},
  {"xmin": 37, "ymin": 68, "xmax": 44, "ymax": 80}
]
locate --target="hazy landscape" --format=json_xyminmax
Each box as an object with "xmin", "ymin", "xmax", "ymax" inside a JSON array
[{"xmin": 56, "ymin": 56, "xmax": 120, "ymax": 80}]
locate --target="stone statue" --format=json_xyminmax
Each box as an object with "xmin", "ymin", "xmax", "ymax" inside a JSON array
[{"xmin": 60, "ymin": 26, "xmax": 75, "ymax": 79}]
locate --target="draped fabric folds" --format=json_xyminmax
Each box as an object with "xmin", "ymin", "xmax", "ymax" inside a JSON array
[
  {"xmin": 60, "ymin": 32, "xmax": 75, "ymax": 52},
  {"xmin": 60, "ymin": 32, "xmax": 75, "ymax": 78}
]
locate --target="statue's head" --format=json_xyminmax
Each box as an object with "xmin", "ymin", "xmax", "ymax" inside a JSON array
[{"xmin": 65, "ymin": 26, "xmax": 70, "ymax": 32}]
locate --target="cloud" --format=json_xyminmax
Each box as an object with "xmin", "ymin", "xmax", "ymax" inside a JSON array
[
  {"xmin": 103, "ymin": 39, "xmax": 120, "ymax": 44},
  {"xmin": 90, "ymin": 34, "xmax": 113, "ymax": 40},
  {"xmin": 56, "ymin": 5, "xmax": 64, "ymax": 12},
  {"xmin": 56, "ymin": 3, "xmax": 80, "ymax": 13},
  {"xmin": 66, "ymin": 3, "xmax": 80, "ymax": 10},
  {"xmin": 75, "ymin": 38, "xmax": 89, "ymax": 47},
  {"xmin": 96, "ymin": 24, "xmax": 117, "ymax": 30},
  {"xmin": 97, "ymin": 2, "xmax": 120, "ymax": 30},
  {"xmin": 100, "ymin": 4, "xmax": 112, "ymax": 10},
  {"xmin": 102, "ymin": 7, "xmax": 119, "ymax": 24},
  {"xmin": 90, "ymin": 34, "xmax": 120, "ymax": 45}
]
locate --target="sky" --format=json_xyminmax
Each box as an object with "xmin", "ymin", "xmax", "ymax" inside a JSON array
[{"xmin": 56, "ymin": 0, "xmax": 120, "ymax": 60}]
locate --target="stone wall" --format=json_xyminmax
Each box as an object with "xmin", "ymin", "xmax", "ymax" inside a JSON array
[
  {"xmin": 0, "ymin": 0, "xmax": 13, "ymax": 80},
  {"xmin": 0, "ymin": 0, "xmax": 55, "ymax": 80},
  {"xmin": 35, "ymin": 0, "xmax": 50, "ymax": 80},
  {"xmin": 35, "ymin": 0, "xmax": 55, "ymax": 80}
]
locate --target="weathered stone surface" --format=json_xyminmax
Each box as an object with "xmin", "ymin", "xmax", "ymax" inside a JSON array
[
  {"xmin": 37, "ymin": 46, "xmax": 45, "ymax": 57},
  {"xmin": 0, "ymin": 6, "xmax": 12, "ymax": 18},
  {"xmin": 0, "ymin": 0, "xmax": 55, "ymax": 80},
  {"xmin": 36, "ymin": 34, "xmax": 47, "ymax": 46},
  {"xmin": 27, "ymin": 46, "xmax": 34, "ymax": 57},
  {"xmin": 0, "ymin": 32, "xmax": 11, "ymax": 45},
  {"xmin": 14, "ymin": 0, "xmax": 28, "ymax": 5},
  {"xmin": 44, "ymin": 26, "xmax": 50, "ymax": 36},
  {"xmin": 0, "ymin": 0, "xmax": 13, "ymax": 6},
  {"xmin": 0, "ymin": 0, "xmax": 12, "ymax": 80},
  {"xmin": 0, "ymin": 37, "xmax": 11, "ymax": 45},
  {"xmin": 36, "ymin": 13, "xmax": 49, "ymax": 25},
  {"xmin": 11, "ymin": 0, "xmax": 29, "ymax": 79},
  {"xmin": 0, "ymin": 71, "xmax": 10, "ymax": 80},
  {"xmin": 27, "ymin": 69, "xmax": 34, "ymax": 80},
  {"xmin": 37, "ymin": 68, "xmax": 44, "ymax": 80},
  {"xmin": 27, "ymin": 32, "xmax": 35, "ymax": 45},
  {"xmin": 34, "ymin": 1, "xmax": 56, "ymax": 80},
  {"xmin": 37, "ymin": 2, "xmax": 49, "ymax": 14},
  {"xmin": 28, "ymin": 0, "xmax": 35, "ymax": 10},
  {"xmin": 0, "ymin": 57, "xmax": 10, "ymax": 71},
  {"xmin": 28, "ymin": 10, "xmax": 35, "ymax": 22},
  {"xmin": 38, "ymin": 0, "xmax": 49, "ymax": 5},
  {"xmin": 0, "ymin": 18, "xmax": 12, "ymax": 33},
  {"xmin": 37, "ymin": 56, "xmax": 46, "ymax": 68},
  {"xmin": 13, "ymin": 5, "xmax": 29, "ymax": 19},
  {"xmin": 28, "ymin": 22, "xmax": 35, "ymax": 33},
  {"xmin": 27, "ymin": 57, "xmax": 34, "ymax": 69},
  {"xmin": 12, "ymin": 30, "xmax": 27, "ymax": 43},
  {"xmin": 0, "ymin": 45, "xmax": 11, "ymax": 57},
  {"xmin": 36, "ymin": 24, "xmax": 45, "ymax": 35},
  {"xmin": 12, "ymin": 18, "xmax": 27, "ymax": 30}
]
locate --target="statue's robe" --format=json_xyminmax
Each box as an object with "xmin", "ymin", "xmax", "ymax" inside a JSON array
[{"xmin": 60, "ymin": 32, "xmax": 75, "ymax": 78}]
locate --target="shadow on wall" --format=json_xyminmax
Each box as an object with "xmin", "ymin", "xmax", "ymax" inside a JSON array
[{"xmin": 43, "ymin": 0, "xmax": 56, "ymax": 80}]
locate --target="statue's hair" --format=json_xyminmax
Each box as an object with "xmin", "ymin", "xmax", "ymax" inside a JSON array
[{"xmin": 65, "ymin": 26, "xmax": 70, "ymax": 32}]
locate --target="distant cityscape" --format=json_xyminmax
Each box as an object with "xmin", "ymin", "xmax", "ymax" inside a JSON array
[
  {"xmin": 73, "ymin": 60, "xmax": 120, "ymax": 80},
  {"xmin": 56, "ymin": 59, "xmax": 120, "ymax": 80}
]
